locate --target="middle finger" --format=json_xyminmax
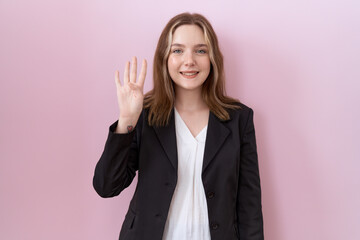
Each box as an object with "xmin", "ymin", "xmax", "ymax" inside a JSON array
[{"xmin": 130, "ymin": 56, "xmax": 137, "ymax": 83}]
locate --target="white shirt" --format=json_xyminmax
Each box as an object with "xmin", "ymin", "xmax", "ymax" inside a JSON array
[{"xmin": 162, "ymin": 108, "xmax": 211, "ymax": 240}]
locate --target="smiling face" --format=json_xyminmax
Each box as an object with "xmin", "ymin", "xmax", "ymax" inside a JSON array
[{"xmin": 167, "ymin": 24, "xmax": 211, "ymax": 93}]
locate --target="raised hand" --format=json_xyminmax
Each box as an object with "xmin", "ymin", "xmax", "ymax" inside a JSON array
[{"xmin": 115, "ymin": 56, "xmax": 147, "ymax": 133}]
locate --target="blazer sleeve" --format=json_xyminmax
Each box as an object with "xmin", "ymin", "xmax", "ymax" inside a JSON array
[
  {"xmin": 237, "ymin": 108, "xmax": 264, "ymax": 239},
  {"xmin": 92, "ymin": 113, "xmax": 142, "ymax": 198}
]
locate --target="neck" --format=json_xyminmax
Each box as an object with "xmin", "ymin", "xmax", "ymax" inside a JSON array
[{"xmin": 174, "ymin": 87, "xmax": 208, "ymax": 112}]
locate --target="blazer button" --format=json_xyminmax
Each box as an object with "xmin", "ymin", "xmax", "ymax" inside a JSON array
[
  {"xmin": 207, "ymin": 192, "xmax": 215, "ymax": 199},
  {"xmin": 211, "ymin": 223, "xmax": 219, "ymax": 230}
]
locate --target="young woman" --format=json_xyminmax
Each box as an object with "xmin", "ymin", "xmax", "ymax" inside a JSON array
[{"xmin": 93, "ymin": 12, "xmax": 264, "ymax": 240}]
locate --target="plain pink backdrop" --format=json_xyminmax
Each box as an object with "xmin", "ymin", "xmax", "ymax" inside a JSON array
[{"xmin": 1, "ymin": 0, "xmax": 359, "ymax": 239}]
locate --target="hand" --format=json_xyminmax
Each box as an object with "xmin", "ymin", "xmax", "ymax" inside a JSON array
[{"xmin": 115, "ymin": 56, "xmax": 147, "ymax": 132}]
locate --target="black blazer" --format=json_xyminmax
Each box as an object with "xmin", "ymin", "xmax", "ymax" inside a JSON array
[{"xmin": 93, "ymin": 102, "xmax": 264, "ymax": 240}]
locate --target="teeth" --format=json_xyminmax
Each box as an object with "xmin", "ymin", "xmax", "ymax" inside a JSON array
[{"xmin": 182, "ymin": 72, "xmax": 198, "ymax": 76}]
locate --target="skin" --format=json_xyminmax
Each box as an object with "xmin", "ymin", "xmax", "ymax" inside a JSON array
[
  {"xmin": 168, "ymin": 24, "xmax": 210, "ymax": 137},
  {"xmin": 114, "ymin": 56, "xmax": 147, "ymax": 133},
  {"xmin": 114, "ymin": 24, "xmax": 211, "ymax": 137}
]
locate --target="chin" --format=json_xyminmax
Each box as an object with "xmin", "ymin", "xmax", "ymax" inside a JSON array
[{"xmin": 174, "ymin": 82, "xmax": 205, "ymax": 92}]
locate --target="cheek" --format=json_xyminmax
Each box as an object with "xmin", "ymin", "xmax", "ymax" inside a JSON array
[
  {"xmin": 167, "ymin": 57, "xmax": 179, "ymax": 70},
  {"xmin": 167, "ymin": 57, "xmax": 178, "ymax": 80},
  {"xmin": 201, "ymin": 59, "xmax": 211, "ymax": 72}
]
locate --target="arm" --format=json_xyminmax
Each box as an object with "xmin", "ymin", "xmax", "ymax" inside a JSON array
[
  {"xmin": 237, "ymin": 108, "xmax": 264, "ymax": 239},
  {"xmin": 93, "ymin": 56, "xmax": 147, "ymax": 198},
  {"xmin": 92, "ymin": 113, "xmax": 142, "ymax": 198}
]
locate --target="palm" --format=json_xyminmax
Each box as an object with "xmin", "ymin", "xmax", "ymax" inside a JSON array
[{"xmin": 115, "ymin": 57, "xmax": 147, "ymax": 119}]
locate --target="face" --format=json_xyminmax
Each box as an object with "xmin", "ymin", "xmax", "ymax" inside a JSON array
[{"xmin": 167, "ymin": 24, "xmax": 211, "ymax": 93}]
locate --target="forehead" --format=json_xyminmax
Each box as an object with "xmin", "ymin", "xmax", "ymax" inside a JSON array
[{"xmin": 171, "ymin": 24, "xmax": 206, "ymax": 45}]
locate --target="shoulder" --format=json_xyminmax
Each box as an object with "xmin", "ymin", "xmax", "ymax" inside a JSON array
[
  {"xmin": 223, "ymin": 101, "xmax": 256, "ymax": 139},
  {"xmin": 228, "ymin": 102, "xmax": 254, "ymax": 136},
  {"xmin": 226, "ymin": 101, "xmax": 254, "ymax": 122}
]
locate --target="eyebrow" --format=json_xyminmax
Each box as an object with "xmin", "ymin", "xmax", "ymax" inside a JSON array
[{"xmin": 171, "ymin": 43, "xmax": 208, "ymax": 48}]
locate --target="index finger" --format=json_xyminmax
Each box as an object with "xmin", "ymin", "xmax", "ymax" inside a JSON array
[{"xmin": 137, "ymin": 59, "xmax": 147, "ymax": 87}]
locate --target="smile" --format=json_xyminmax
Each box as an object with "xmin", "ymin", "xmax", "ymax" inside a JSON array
[
  {"xmin": 180, "ymin": 72, "xmax": 199, "ymax": 78},
  {"xmin": 181, "ymin": 72, "xmax": 199, "ymax": 76}
]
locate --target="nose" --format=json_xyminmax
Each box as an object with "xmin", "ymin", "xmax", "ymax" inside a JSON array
[{"xmin": 184, "ymin": 51, "xmax": 195, "ymax": 66}]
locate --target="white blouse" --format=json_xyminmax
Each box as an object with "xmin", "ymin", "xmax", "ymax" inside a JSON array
[{"xmin": 162, "ymin": 108, "xmax": 211, "ymax": 240}]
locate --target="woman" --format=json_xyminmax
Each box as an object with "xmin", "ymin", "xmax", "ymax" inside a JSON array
[{"xmin": 93, "ymin": 12, "xmax": 264, "ymax": 240}]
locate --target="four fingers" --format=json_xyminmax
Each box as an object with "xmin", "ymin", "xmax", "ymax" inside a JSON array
[{"xmin": 116, "ymin": 56, "xmax": 147, "ymax": 88}]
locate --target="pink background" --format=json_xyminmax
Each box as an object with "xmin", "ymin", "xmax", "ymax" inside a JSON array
[{"xmin": 1, "ymin": 0, "xmax": 359, "ymax": 239}]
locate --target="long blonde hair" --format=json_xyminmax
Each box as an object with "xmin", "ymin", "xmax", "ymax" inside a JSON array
[{"xmin": 144, "ymin": 12, "xmax": 241, "ymax": 127}]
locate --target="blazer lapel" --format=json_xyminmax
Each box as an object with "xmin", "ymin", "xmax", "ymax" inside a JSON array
[
  {"xmin": 153, "ymin": 107, "xmax": 230, "ymax": 173},
  {"xmin": 153, "ymin": 108, "xmax": 178, "ymax": 171},
  {"xmin": 202, "ymin": 111, "xmax": 230, "ymax": 172}
]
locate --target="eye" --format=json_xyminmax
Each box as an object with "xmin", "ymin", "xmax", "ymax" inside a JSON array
[
  {"xmin": 197, "ymin": 49, "xmax": 207, "ymax": 54},
  {"xmin": 172, "ymin": 49, "xmax": 182, "ymax": 54}
]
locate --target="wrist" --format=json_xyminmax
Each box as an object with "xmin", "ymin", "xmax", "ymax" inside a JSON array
[{"xmin": 115, "ymin": 116, "xmax": 138, "ymax": 134}]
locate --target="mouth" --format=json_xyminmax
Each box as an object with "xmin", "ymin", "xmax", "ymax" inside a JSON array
[{"xmin": 180, "ymin": 71, "xmax": 199, "ymax": 76}]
